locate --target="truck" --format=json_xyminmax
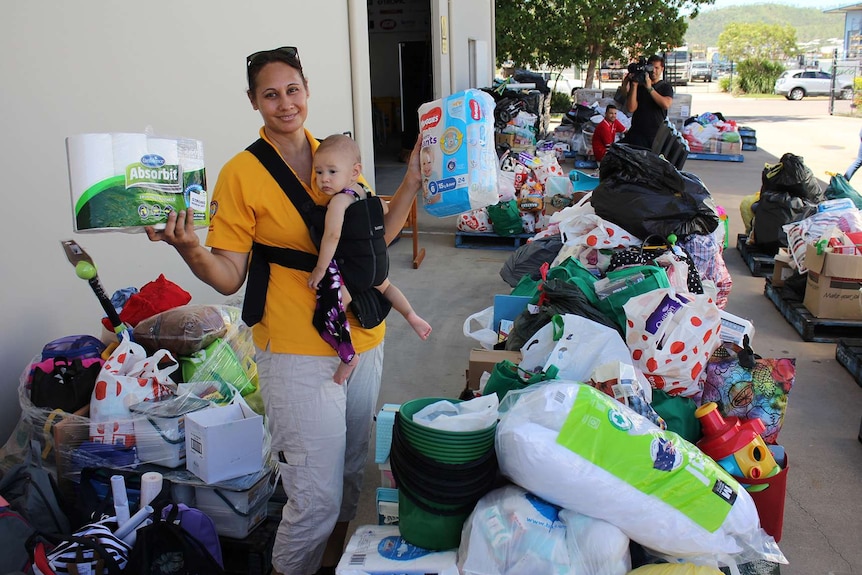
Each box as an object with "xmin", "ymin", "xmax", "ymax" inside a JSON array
[{"xmin": 664, "ymin": 48, "xmax": 690, "ymax": 86}]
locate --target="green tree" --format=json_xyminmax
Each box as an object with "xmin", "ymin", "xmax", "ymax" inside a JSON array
[
  {"xmin": 495, "ymin": 0, "xmax": 714, "ymax": 88},
  {"xmin": 717, "ymin": 22, "xmax": 798, "ymax": 63}
]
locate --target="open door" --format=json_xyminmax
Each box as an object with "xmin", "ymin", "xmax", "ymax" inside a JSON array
[{"xmin": 398, "ymin": 40, "xmax": 434, "ymax": 154}]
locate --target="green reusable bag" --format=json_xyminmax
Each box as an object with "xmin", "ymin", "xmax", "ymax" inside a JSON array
[
  {"xmin": 546, "ymin": 257, "xmax": 602, "ymax": 307},
  {"xmin": 483, "ymin": 360, "xmax": 560, "ymax": 401},
  {"xmin": 824, "ymin": 173, "xmax": 862, "ymax": 209},
  {"xmin": 487, "ymin": 200, "xmax": 524, "ymax": 236},
  {"xmin": 596, "ymin": 264, "xmax": 671, "ymax": 331}
]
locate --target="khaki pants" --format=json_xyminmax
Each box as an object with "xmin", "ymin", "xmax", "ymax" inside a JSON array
[{"xmin": 256, "ymin": 343, "xmax": 384, "ymax": 575}]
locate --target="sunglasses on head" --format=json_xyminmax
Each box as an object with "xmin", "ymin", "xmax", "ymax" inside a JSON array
[{"xmin": 246, "ymin": 46, "xmax": 300, "ymax": 67}]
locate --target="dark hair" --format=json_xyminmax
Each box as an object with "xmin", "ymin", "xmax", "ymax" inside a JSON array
[
  {"xmin": 246, "ymin": 47, "xmax": 305, "ymax": 93},
  {"xmin": 647, "ymin": 54, "xmax": 664, "ymax": 66},
  {"xmin": 606, "ymin": 104, "xmax": 617, "ymax": 111}
]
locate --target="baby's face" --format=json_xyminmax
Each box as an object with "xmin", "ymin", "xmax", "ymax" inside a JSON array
[
  {"xmin": 421, "ymin": 151, "xmax": 433, "ymax": 177},
  {"xmin": 314, "ymin": 151, "xmax": 357, "ymax": 196}
]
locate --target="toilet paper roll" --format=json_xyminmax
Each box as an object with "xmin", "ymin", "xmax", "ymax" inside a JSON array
[
  {"xmin": 139, "ymin": 471, "xmax": 164, "ymax": 510},
  {"xmin": 66, "ymin": 134, "xmax": 114, "ymax": 210},
  {"xmin": 112, "ymin": 133, "xmax": 148, "ymax": 175}
]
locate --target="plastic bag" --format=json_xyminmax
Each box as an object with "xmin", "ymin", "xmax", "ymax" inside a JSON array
[
  {"xmin": 463, "ymin": 307, "xmax": 498, "ymax": 350},
  {"xmin": 89, "ymin": 335, "xmax": 177, "ymax": 446},
  {"xmin": 519, "ymin": 314, "xmax": 632, "ymax": 383},
  {"xmin": 558, "ymin": 213, "xmax": 639, "ymax": 250},
  {"xmin": 458, "ymin": 484, "xmax": 630, "ymax": 575},
  {"xmin": 592, "ymin": 145, "xmax": 719, "ymax": 240},
  {"xmin": 133, "ymin": 304, "xmax": 229, "ymax": 356},
  {"xmin": 458, "ymin": 208, "xmax": 493, "ymax": 233},
  {"xmin": 824, "ymin": 173, "xmax": 862, "ymax": 208},
  {"xmin": 624, "ymin": 289, "xmax": 722, "ymax": 399},
  {"xmin": 495, "ymin": 381, "xmax": 786, "ymax": 566},
  {"xmin": 412, "ymin": 395, "xmax": 499, "ymax": 432}
]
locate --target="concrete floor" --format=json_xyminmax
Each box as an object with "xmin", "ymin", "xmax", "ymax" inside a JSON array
[{"xmin": 356, "ymin": 89, "xmax": 862, "ymax": 574}]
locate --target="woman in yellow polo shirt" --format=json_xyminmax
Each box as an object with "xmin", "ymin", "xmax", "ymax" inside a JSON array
[{"xmin": 146, "ymin": 46, "xmax": 422, "ymax": 575}]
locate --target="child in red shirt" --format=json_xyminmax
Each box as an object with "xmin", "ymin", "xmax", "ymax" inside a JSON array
[{"xmin": 592, "ymin": 104, "xmax": 627, "ymax": 162}]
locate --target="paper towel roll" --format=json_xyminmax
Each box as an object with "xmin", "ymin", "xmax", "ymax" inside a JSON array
[
  {"xmin": 66, "ymin": 134, "xmax": 114, "ymax": 203},
  {"xmin": 147, "ymin": 138, "xmax": 179, "ymax": 165},
  {"xmin": 112, "ymin": 133, "xmax": 148, "ymax": 175},
  {"xmin": 139, "ymin": 471, "xmax": 163, "ymax": 510}
]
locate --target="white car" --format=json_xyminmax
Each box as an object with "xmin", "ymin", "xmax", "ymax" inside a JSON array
[
  {"xmin": 538, "ymin": 71, "xmax": 579, "ymax": 96},
  {"xmin": 774, "ymin": 69, "xmax": 854, "ymax": 101},
  {"xmin": 690, "ymin": 62, "xmax": 713, "ymax": 82}
]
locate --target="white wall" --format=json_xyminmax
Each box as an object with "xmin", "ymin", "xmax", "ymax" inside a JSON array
[
  {"xmin": 446, "ymin": 0, "xmax": 496, "ymax": 92},
  {"xmin": 0, "ymin": 1, "xmax": 362, "ymax": 444}
]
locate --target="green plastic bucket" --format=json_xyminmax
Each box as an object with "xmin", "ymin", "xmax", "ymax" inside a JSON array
[
  {"xmin": 397, "ymin": 484, "xmax": 472, "ymax": 551},
  {"xmin": 398, "ymin": 397, "xmax": 497, "ymax": 440}
]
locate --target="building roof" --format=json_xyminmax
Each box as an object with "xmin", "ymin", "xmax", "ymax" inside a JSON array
[{"xmin": 825, "ymin": 2, "xmax": 862, "ymax": 13}]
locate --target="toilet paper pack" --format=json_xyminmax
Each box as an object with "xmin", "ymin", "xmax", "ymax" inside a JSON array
[
  {"xmin": 418, "ymin": 90, "xmax": 498, "ymax": 217},
  {"xmin": 66, "ymin": 132, "xmax": 208, "ymax": 232}
]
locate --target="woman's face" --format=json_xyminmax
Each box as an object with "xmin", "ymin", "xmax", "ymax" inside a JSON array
[{"xmin": 249, "ymin": 61, "xmax": 309, "ymax": 137}]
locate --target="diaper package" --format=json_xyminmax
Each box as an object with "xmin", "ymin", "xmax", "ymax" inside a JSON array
[{"xmin": 418, "ymin": 89, "xmax": 499, "ymax": 217}]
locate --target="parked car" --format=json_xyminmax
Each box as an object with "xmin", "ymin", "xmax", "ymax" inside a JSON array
[
  {"xmin": 690, "ymin": 61, "xmax": 713, "ymax": 82},
  {"xmin": 538, "ymin": 71, "xmax": 579, "ymax": 96},
  {"xmin": 774, "ymin": 69, "xmax": 854, "ymax": 101}
]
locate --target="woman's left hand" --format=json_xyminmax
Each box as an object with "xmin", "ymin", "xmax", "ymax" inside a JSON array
[{"xmin": 404, "ymin": 136, "xmax": 423, "ymax": 193}]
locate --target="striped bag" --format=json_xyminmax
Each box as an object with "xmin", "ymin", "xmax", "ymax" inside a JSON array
[{"xmin": 31, "ymin": 520, "xmax": 130, "ymax": 575}]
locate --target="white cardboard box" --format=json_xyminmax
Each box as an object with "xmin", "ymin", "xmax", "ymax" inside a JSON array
[{"xmin": 185, "ymin": 402, "xmax": 264, "ymax": 484}]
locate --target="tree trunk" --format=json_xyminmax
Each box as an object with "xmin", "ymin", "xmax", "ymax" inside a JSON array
[{"xmin": 585, "ymin": 59, "xmax": 598, "ymax": 89}]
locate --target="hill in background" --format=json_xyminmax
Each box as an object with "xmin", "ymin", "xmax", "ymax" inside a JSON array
[{"xmin": 685, "ymin": 4, "xmax": 843, "ymax": 47}]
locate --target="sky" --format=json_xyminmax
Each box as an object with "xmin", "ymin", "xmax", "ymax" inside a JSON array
[{"xmin": 706, "ymin": 0, "xmax": 845, "ymax": 9}]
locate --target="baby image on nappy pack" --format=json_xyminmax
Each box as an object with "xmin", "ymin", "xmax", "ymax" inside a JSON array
[{"xmin": 417, "ymin": 89, "xmax": 498, "ymax": 218}]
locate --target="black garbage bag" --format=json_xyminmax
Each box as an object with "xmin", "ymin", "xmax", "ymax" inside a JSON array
[
  {"xmin": 761, "ymin": 153, "xmax": 824, "ymax": 202},
  {"xmin": 751, "ymin": 189, "xmax": 818, "ymax": 255},
  {"xmin": 561, "ymin": 103, "xmax": 596, "ymax": 127},
  {"xmin": 592, "ymin": 145, "xmax": 719, "ymax": 240},
  {"xmin": 504, "ymin": 278, "xmax": 622, "ymax": 351},
  {"xmin": 499, "ymin": 235, "xmax": 564, "ymax": 287}
]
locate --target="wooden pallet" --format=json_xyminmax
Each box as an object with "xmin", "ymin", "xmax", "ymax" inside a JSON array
[
  {"xmin": 835, "ymin": 339, "xmax": 862, "ymax": 388},
  {"xmin": 764, "ymin": 279, "xmax": 862, "ymax": 342},
  {"xmin": 736, "ymin": 234, "xmax": 775, "ymax": 277},
  {"xmin": 454, "ymin": 231, "xmax": 532, "ymax": 250},
  {"xmin": 687, "ymin": 152, "xmax": 744, "ymax": 162}
]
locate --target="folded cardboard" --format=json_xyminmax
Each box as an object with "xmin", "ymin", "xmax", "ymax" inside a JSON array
[
  {"xmin": 772, "ymin": 248, "xmax": 794, "ymax": 288},
  {"xmin": 468, "ymin": 348, "xmax": 523, "ymax": 390},
  {"xmin": 803, "ymin": 243, "xmax": 862, "ymax": 320},
  {"xmin": 185, "ymin": 401, "xmax": 264, "ymax": 484}
]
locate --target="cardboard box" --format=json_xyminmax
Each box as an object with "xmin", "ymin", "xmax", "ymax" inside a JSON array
[
  {"xmin": 468, "ymin": 348, "xmax": 522, "ymax": 390},
  {"xmin": 772, "ymin": 248, "xmax": 794, "ymax": 288},
  {"xmin": 185, "ymin": 401, "xmax": 264, "ymax": 484},
  {"xmin": 803, "ymin": 243, "xmax": 862, "ymax": 320}
]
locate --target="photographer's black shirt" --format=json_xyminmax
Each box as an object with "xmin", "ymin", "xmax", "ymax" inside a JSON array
[{"xmin": 624, "ymin": 80, "xmax": 674, "ymax": 149}]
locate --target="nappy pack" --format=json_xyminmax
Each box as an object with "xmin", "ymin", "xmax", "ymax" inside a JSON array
[{"xmin": 418, "ymin": 89, "xmax": 498, "ymax": 217}]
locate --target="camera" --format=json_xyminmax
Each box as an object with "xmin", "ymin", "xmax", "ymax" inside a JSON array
[{"xmin": 627, "ymin": 58, "xmax": 654, "ymax": 85}]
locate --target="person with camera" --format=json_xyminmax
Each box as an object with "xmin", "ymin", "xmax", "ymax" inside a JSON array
[{"xmin": 620, "ymin": 55, "xmax": 674, "ymax": 149}]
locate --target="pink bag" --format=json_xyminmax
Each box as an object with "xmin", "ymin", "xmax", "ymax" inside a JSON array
[{"xmin": 89, "ymin": 336, "xmax": 177, "ymax": 446}]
